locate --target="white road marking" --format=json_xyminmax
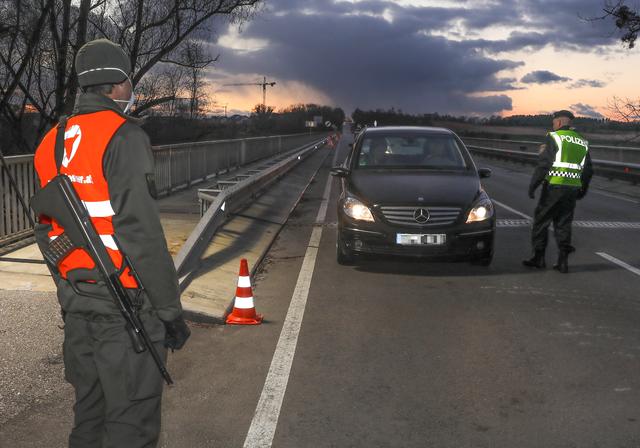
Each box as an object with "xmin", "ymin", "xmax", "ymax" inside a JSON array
[
  {"xmin": 316, "ymin": 170, "xmax": 333, "ymax": 224},
  {"xmin": 497, "ymin": 220, "xmax": 640, "ymax": 229},
  {"xmin": 596, "ymin": 252, "xmax": 640, "ymax": 277},
  {"xmin": 492, "ymin": 199, "xmax": 532, "ymax": 220},
  {"xmin": 592, "ymin": 189, "xmax": 640, "ymax": 205},
  {"xmin": 331, "ymin": 136, "xmax": 342, "ymax": 166},
  {"xmin": 497, "ymin": 219, "xmax": 531, "ymax": 227},
  {"xmin": 576, "ymin": 221, "xmax": 640, "ymax": 229},
  {"xmin": 243, "ymin": 147, "xmax": 335, "ymax": 448}
]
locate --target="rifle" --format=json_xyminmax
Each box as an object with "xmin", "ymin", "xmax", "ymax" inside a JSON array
[{"xmin": 30, "ymin": 174, "xmax": 173, "ymax": 385}]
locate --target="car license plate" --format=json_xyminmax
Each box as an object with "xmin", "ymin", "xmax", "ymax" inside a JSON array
[{"xmin": 396, "ymin": 233, "xmax": 446, "ymax": 246}]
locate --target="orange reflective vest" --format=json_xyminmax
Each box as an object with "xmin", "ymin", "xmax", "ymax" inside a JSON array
[{"xmin": 34, "ymin": 110, "xmax": 138, "ymax": 288}]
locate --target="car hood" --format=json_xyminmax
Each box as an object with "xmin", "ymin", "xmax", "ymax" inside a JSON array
[{"xmin": 347, "ymin": 169, "xmax": 481, "ymax": 206}]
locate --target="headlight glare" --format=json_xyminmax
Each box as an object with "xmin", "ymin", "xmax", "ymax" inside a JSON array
[
  {"xmin": 343, "ymin": 197, "xmax": 374, "ymax": 222},
  {"xmin": 466, "ymin": 199, "xmax": 494, "ymax": 223}
]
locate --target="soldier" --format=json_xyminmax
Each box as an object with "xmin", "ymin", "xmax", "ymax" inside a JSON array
[
  {"xmin": 33, "ymin": 39, "xmax": 190, "ymax": 447},
  {"xmin": 523, "ymin": 110, "xmax": 593, "ymax": 273}
]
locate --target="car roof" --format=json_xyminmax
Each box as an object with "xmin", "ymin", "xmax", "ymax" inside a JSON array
[{"xmin": 361, "ymin": 126, "xmax": 455, "ymax": 135}]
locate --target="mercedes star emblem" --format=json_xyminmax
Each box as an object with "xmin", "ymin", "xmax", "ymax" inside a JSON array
[{"xmin": 413, "ymin": 208, "xmax": 430, "ymax": 223}]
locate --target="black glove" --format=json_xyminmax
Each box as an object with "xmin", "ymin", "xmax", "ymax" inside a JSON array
[
  {"xmin": 576, "ymin": 186, "xmax": 588, "ymax": 200},
  {"xmin": 162, "ymin": 315, "xmax": 191, "ymax": 350}
]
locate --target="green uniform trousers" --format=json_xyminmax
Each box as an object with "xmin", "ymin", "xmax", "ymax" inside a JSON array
[
  {"xmin": 531, "ymin": 184, "xmax": 580, "ymax": 253},
  {"xmin": 63, "ymin": 312, "xmax": 167, "ymax": 448}
]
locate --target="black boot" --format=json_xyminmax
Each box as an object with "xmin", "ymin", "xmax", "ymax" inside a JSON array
[
  {"xmin": 553, "ymin": 251, "xmax": 569, "ymax": 273},
  {"xmin": 523, "ymin": 250, "xmax": 546, "ymax": 269}
]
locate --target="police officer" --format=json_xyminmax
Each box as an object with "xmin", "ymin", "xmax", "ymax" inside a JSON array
[
  {"xmin": 523, "ymin": 110, "xmax": 593, "ymax": 273},
  {"xmin": 33, "ymin": 39, "xmax": 190, "ymax": 447}
]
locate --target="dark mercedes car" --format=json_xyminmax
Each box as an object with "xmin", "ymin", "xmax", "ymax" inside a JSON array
[{"xmin": 331, "ymin": 126, "xmax": 495, "ymax": 265}]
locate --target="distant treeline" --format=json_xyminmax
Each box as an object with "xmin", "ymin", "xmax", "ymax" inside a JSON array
[
  {"xmin": 352, "ymin": 108, "xmax": 640, "ymax": 133},
  {"xmin": 1, "ymin": 103, "xmax": 345, "ymax": 154},
  {"xmin": 484, "ymin": 115, "xmax": 640, "ymax": 132},
  {"xmin": 143, "ymin": 103, "xmax": 345, "ymax": 145},
  {"xmin": 352, "ymin": 108, "xmax": 434, "ymax": 127}
]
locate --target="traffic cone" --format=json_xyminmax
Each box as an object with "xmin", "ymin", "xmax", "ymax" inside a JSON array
[{"xmin": 226, "ymin": 258, "xmax": 263, "ymax": 325}]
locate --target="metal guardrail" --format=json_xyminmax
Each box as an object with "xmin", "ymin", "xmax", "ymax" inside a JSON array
[
  {"xmin": 465, "ymin": 143, "xmax": 640, "ymax": 184},
  {"xmin": 152, "ymin": 133, "xmax": 322, "ymax": 196},
  {"xmin": 173, "ymin": 136, "xmax": 330, "ymax": 285},
  {"xmin": 0, "ymin": 132, "xmax": 327, "ymax": 244},
  {"xmin": 462, "ymin": 136, "xmax": 640, "ymax": 164},
  {"xmin": 0, "ymin": 154, "xmax": 39, "ymax": 245}
]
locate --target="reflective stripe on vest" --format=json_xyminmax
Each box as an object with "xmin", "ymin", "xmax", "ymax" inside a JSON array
[
  {"xmin": 546, "ymin": 130, "xmax": 588, "ymax": 187},
  {"xmin": 34, "ymin": 110, "xmax": 137, "ymax": 287},
  {"xmin": 50, "ymin": 234, "xmax": 119, "ymax": 251}
]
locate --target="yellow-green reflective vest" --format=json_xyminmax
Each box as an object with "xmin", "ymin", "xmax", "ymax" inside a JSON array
[{"xmin": 546, "ymin": 129, "xmax": 588, "ymax": 187}]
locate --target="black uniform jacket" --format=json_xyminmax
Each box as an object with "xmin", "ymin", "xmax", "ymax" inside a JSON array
[
  {"xmin": 529, "ymin": 125, "xmax": 594, "ymax": 193},
  {"xmin": 34, "ymin": 93, "xmax": 182, "ymax": 322}
]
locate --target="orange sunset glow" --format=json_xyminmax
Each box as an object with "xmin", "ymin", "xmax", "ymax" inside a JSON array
[{"xmin": 204, "ymin": 1, "xmax": 640, "ymax": 119}]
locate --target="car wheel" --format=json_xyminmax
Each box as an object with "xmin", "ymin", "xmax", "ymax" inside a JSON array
[{"xmin": 336, "ymin": 232, "xmax": 355, "ymax": 265}]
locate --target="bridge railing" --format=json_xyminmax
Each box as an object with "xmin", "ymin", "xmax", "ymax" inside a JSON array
[
  {"xmin": 175, "ymin": 136, "xmax": 330, "ymax": 284},
  {"xmin": 0, "ymin": 155, "xmax": 39, "ymax": 246},
  {"xmin": 462, "ymin": 138, "xmax": 640, "ymax": 185},
  {"xmin": 151, "ymin": 133, "xmax": 324, "ymax": 196},
  {"xmin": 0, "ymin": 132, "xmax": 326, "ymax": 244},
  {"xmin": 462, "ymin": 137, "xmax": 640, "ymax": 164}
]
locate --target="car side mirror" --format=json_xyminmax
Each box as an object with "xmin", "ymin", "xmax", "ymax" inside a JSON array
[
  {"xmin": 478, "ymin": 168, "xmax": 492, "ymax": 178},
  {"xmin": 330, "ymin": 167, "xmax": 351, "ymax": 177}
]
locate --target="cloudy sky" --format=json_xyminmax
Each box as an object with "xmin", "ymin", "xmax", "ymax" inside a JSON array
[{"xmin": 206, "ymin": 0, "xmax": 640, "ymax": 118}]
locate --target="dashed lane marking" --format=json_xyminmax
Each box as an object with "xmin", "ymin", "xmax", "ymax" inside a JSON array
[
  {"xmin": 498, "ymin": 220, "xmax": 640, "ymax": 229},
  {"xmin": 574, "ymin": 221, "xmax": 640, "ymax": 229}
]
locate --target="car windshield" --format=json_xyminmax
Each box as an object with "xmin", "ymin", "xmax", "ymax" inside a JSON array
[{"xmin": 355, "ymin": 134, "xmax": 467, "ymax": 170}]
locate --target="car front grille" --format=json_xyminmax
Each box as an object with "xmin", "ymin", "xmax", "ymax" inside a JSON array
[{"xmin": 378, "ymin": 205, "xmax": 462, "ymax": 227}]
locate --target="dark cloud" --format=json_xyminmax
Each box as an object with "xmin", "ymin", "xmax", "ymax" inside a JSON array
[
  {"xmin": 462, "ymin": 1, "xmax": 621, "ymax": 51},
  {"xmin": 521, "ymin": 70, "xmax": 571, "ymax": 84},
  {"xmin": 571, "ymin": 103, "xmax": 604, "ymax": 118},
  {"xmin": 212, "ymin": 0, "xmax": 620, "ymax": 115},
  {"xmin": 217, "ymin": 3, "xmax": 523, "ymax": 114},
  {"xmin": 515, "ymin": 0, "xmax": 622, "ymax": 51},
  {"xmin": 470, "ymin": 32, "xmax": 551, "ymax": 53},
  {"xmin": 570, "ymin": 78, "xmax": 607, "ymax": 88}
]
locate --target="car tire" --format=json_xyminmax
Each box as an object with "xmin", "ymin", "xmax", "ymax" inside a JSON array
[{"xmin": 336, "ymin": 232, "xmax": 355, "ymax": 265}]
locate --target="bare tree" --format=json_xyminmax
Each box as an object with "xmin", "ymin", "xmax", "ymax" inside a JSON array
[
  {"xmin": 601, "ymin": 1, "xmax": 640, "ymax": 48},
  {"xmin": 178, "ymin": 39, "xmax": 215, "ymax": 119},
  {"xmin": 0, "ymin": 0, "xmax": 55, "ymax": 152},
  {"xmin": 0, "ymin": 0, "xmax": 263, "ymax": 153},
  {"xmin": 596, "ymin": 2, "xmax": 640, "ymax": 140},
  {"xmin": 89, "ymin": 0, "xmax": 260, "ymax": 113},
  {"xmin": 610, "ymin": 97, "xmax": 640, "ymax": 120}
]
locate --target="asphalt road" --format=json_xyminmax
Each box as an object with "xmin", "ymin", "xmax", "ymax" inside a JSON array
[
  {"xmin": 3, "ymin": 128, "xmax": 640, "ymax": 447},
  {"xmin": 261, "ymin": 131, "xmax": 640, "ymax": 448}
]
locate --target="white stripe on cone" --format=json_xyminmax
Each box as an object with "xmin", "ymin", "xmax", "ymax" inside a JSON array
[
  {"xmin": 238, "ymin": 276, "xmax": 251, "ymax": 288},
  {"xmin": 234, "ymin": 296, "xmax": 255, "ymax": 309}
]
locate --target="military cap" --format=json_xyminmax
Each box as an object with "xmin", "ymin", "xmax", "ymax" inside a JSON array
[
  {"xmin": 552, "ymin": 110, "xmax": 575, "ymax": 120},
  {"xmin": 75, "ymin": 39, "xmax": 131, "ymax": 88}
]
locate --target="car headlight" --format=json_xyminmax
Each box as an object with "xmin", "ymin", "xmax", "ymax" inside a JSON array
[
  {"xmin": 343, "ymin": 197, "xmax": 375, "ymax": 222},
  {"xmin": 466, "ymin": 198, "xmax": 494, "ymax": 223}
]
